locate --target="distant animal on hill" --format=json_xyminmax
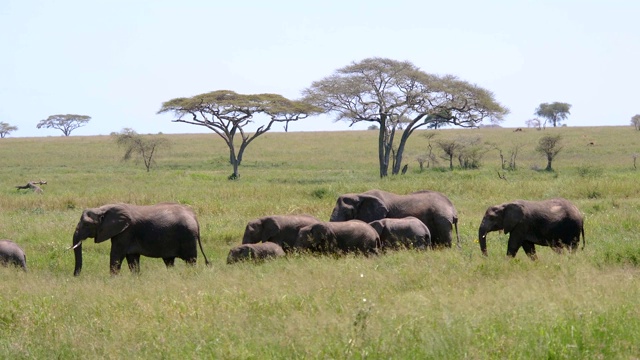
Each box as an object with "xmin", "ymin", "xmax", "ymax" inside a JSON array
[
  {"xmin": 227, "ymin": 243, "xmax": 286, "ymax": 264},
  {"xmin": 330, "ymin": 189, "xmax": 459, "ymax": 248},
  {"xmin": 0, "ymin": 239, "xmax": 27, "ymax": 271},
  {"xmin": 242, "ymin": 214, "xmax": 321, "ymax": 253},
  {"xmin": 71, "ymin": 203, "xmax": 210, "ymax": 276},
  {"xmin": 478, "ymin": 198, "xmax": 585, "ymax": 260}
]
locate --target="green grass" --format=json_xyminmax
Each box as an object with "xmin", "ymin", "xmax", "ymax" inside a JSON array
[{"xmin": 1, "ymin": 126, "xmax": 640, "ymax": 358}]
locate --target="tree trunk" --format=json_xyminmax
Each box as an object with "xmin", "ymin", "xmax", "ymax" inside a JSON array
[
  {"xmin": 546, "ymin": 156, "xmax": 553, "ymax": 171},
  {"xmin": 377, "ymin": 123, "xmax": 387, "ymax": 178}
]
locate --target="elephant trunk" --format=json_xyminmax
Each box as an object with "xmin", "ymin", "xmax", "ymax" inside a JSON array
[
  {"xmin": 329, "ymin": 208, "xmax": 343, "ymax": 222},
  {"xmin": 73, "ymin": 230, "xmax": 83, "ymax": 276},
  {"xmin": 478, "ymin": 227, "xmax": 488, "ymax": 256}
]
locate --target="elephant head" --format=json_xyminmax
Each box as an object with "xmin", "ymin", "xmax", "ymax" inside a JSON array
[
  {"xmin": 478, "ymin": 202, "xmax": 524, "ymax": 256},
  {"xmin": 242, "ymin": 218, "xmax": 276, "ymax": 244},
  {"xmin": 295, "ymin": 224, "xmax": 336, "ymax": 253},
  {"xmin": 72, "ymin": 204, "xmax": 131, "ymax": 276},
  {"xmin": 227, "ymin": 245, "xmax": 255, "ymax": 264},
  {"xmin": 330, "ymin": 194, "xmax": 389, "ymax": 223}
]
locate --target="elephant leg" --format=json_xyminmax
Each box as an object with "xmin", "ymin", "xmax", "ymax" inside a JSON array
[
  {"xmin": 433, "ymin": 221, "xmax": 453, "ymax": 248},
  {"xmin": 551, "ymin": 245, "xmax": 564, "ymax": 254},
  {"xmin": 522, "ymin": 242, "xmax": 538, "ymax": 260},
  {"xmin": 126, "ymin": 254, "xmax": 141, "ymax": 273},
  {"xmin": 506, "ymin": 235, "xmax": 521, "ymax": 257},
  {"xmin": 109, "ymin": 250, "xmax": 125, "ymax": 275},
  {"xmin": 163, "ymin": 257, "xmax": 176, "ymax": 267}
]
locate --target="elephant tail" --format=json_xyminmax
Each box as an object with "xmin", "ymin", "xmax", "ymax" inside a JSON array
[
  {"xmin": 454, "ymin": 217, "xmax": 461, "ymax": 249},
  {"xmin": 581, "ymin": 225, "xmax": 585, "ymax": 251},
  {"xmin": 197, "ymin": 235, "xmax": 211, "ymax": 267}
]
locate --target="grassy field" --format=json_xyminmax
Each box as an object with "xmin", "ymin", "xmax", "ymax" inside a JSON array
[{"xmin": 1, "ymin": 126, "xmax": 639, "ymax": 359}]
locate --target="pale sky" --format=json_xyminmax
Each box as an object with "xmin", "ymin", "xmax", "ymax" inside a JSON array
[{"xmin": 1, "ymin": 0, "xmax": 638, "ymax": 137}]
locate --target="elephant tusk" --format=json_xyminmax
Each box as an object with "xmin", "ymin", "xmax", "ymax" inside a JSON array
[{"xmin": 68, "ymin": 241, "xmax": 83, "ymax": 250}]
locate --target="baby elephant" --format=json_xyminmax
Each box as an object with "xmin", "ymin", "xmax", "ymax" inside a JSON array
[
  {"xmin": 227, "ymin": 242, "xmax": 286, "ymax": 264},
  {"xmin": 369, "ymin": 216, "xmax": 431, "ymax": 250},
  {"xmin": 0, "ymin": 239, "xmax": 27, "ymax": 271},
  {"xmin": 295, "ymin": 220, "xmax": 380, "ymax": 256}
]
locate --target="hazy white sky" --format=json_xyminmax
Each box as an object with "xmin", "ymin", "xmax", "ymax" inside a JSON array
[{"xmin": 1, "ymin": 0, "xmax": 638, "ymax": 137}]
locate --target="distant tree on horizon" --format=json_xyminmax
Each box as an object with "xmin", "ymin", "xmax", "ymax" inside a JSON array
[
  {"xmin": 0, "ymin": 122, "xmax": 18, "ymax": 138},
  {"xmin": 525, "ymin": 118, "xmax": 542, "ymax": 130},
  {"xmin": 36, "ymin": 114, "xmax": 91, "ymax": 136},
  {"xmin": 535, "ymin": 102, "xmax": 571, "ymax": 128},
  {"xmin": 157, "ymin": 90, "xmax": 320, "ymax": 179},
  {"xmin": 536, "ymin": 134, "xmax": 563, "ymax": 171},
  {"xmin": 631, "ymin": 114, "xmax": 640, "ymax": 130},
  {"xmin": 303, "ymin": 57, "xmax": 508, "ymax": 178},
  {"xmin": 112, "ymin": 128, "xmax": 170, "ymax": 172}
]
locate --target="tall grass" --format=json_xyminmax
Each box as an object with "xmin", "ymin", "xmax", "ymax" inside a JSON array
[{"xmin": 1, "ymin": 126, "xmax": 639, "ymax": 358}]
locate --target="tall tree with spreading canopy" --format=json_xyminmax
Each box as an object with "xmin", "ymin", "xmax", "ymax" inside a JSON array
[
  {"xmin": 158, "ymin": 90, "xmax": 319, "ymax": 179},
  {"xmin": 36, "ymin": 114, "xmax": 91, "ymax": 136},
  {"xmin": 0, "ymin": 122, "xmax": 18, "ymax": 138},
  {"xmin": 303, "ymin": 58, "xmax": 508, "ymax": 177},
  {"xmin": 535, "ymin": 102, "xmax": 571, "ymax": 128}
]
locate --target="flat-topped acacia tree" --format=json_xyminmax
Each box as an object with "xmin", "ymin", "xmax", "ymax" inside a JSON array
[
  {"xmin": 303, "ymin": 57, "xmax": 509, "ymax": 177},
  {"xmin": 158, "ymin": 90, "xmax": 320, "ymax": 179}
]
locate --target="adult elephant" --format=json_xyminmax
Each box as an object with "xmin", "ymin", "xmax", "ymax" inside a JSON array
[
  {"xmin": 227, "ymin": 243, "xmax": 286, "ymax": 264},
  {"xmin": 242, "ymin": 214, "xmax": 321, "ymax": 252},
  {"xmin": 71, "ymin": 203, "xmax": 210, "ymax": 276},
  {"xmin": 478, "ymin": 198, "xmax": 585, "ymax": 259},
  {"xmin": 369, "ymin": 217, "xmax": 431, "ymax": 250},
  {"xmin": 295, "ymin": 220, "xmax": 380, "ymax": 256},
  {"xmin": 330, "ymin": 189, "xmax": 459, "ymax": 248},
  {"xmin": 0, "ymin": 239, "xmax": 27, "ymax": 271}
]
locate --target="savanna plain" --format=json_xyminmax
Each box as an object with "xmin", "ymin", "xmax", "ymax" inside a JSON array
[{"xmin": 1, "ymin": 126, "xmax": 640, "ymax": 359}]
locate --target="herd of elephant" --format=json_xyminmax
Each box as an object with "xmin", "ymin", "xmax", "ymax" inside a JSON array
[{"xmin": 0, "ymin": 189, "xmax": 585, "ymax": 275}]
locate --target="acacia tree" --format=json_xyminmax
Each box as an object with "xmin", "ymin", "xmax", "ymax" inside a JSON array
[
  {"xmin": 36, "ymin": 114, "xmax": 91, "ymax": 136},
  {"xmin": 303, "ymin": 58, "xmax": 508, "ymax": 177},
  {"xmin": 631, "ymin": 114, "xmax": 640, "ymax": 130},
  {"xmin": 0, "ymin": 122, "xmax": 18, "ymax": 138},
  {"xmin": 113, "ymin": 128, "xmax": 170, "ymax": 172},
  {"xmin": 535, "ymin": 102, "xmax": 571, "ymax": 128},
  {"xmin": 536, "ymin": 134, "xmax": 563, "ymax": 171},
  {"xmin": 158, "ymin": 90, "xmax": 319, "ymax": 179}
]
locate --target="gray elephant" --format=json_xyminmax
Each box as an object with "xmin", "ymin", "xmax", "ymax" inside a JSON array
[
  {"xmin": 478, "ymin": 198, "xmax": 585, "ymax": 259},
  {"xmin": 227, "ymin": 242, "xmax": 286, "ymax": 264},
  {"xmin": 71, "ymin": 203, "xmax": 210, "ymax": 276},
  {"xmin": 369, "ymin": 216, "xmax": 431, "ymax": 250},
  {"xmin": 330, "ymin": 189, "xmax": 459, "ymax": 248},
  {"xmin": 0, "ymin": 239, "xmax": 27, "ymax": 271},
  {"xmin": 295, "ymin": 220, "xmax": 380, "ymax": 256},
  {"xmin": 242, "ymin": 214, "xmax": 321, "ymax": 252}
]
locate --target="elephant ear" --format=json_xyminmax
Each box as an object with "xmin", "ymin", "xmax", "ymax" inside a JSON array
[
  {"xmin": 96, "ymin": 206, "xmax": 131, "ymax": 243},
  {"xmin": 261, "ymin": 218, "xmax": 279, "ymax": 242},
  {"xmin": 503, "ymin": 203, "xmax": 524, "ymax": 234},
  {"xmin": 356, "ymin": 195, "xmax": 389, "ymax": 222}
]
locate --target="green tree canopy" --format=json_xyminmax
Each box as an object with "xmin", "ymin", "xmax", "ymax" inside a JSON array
[
  {"xmin": 536, "ymin": 134, "xmax": 563, "ymax": 171},
  {"xmin": 0, "ymin": 122, "xmax": 18, "ymax": 138},
  {"xmin": 36, "ymin": 114, "xmax": 91, "ymax": 136},
  {"xmin": 303, "ymin": 57, "xmax": 508, "ymax": 177},
  {"xmin": 534, "ymin": 102, "xmax": 571, "ymax": 128},
  {"xmin": 157, "ymin": 90, "xmax": 320, "ymax": 179}
]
